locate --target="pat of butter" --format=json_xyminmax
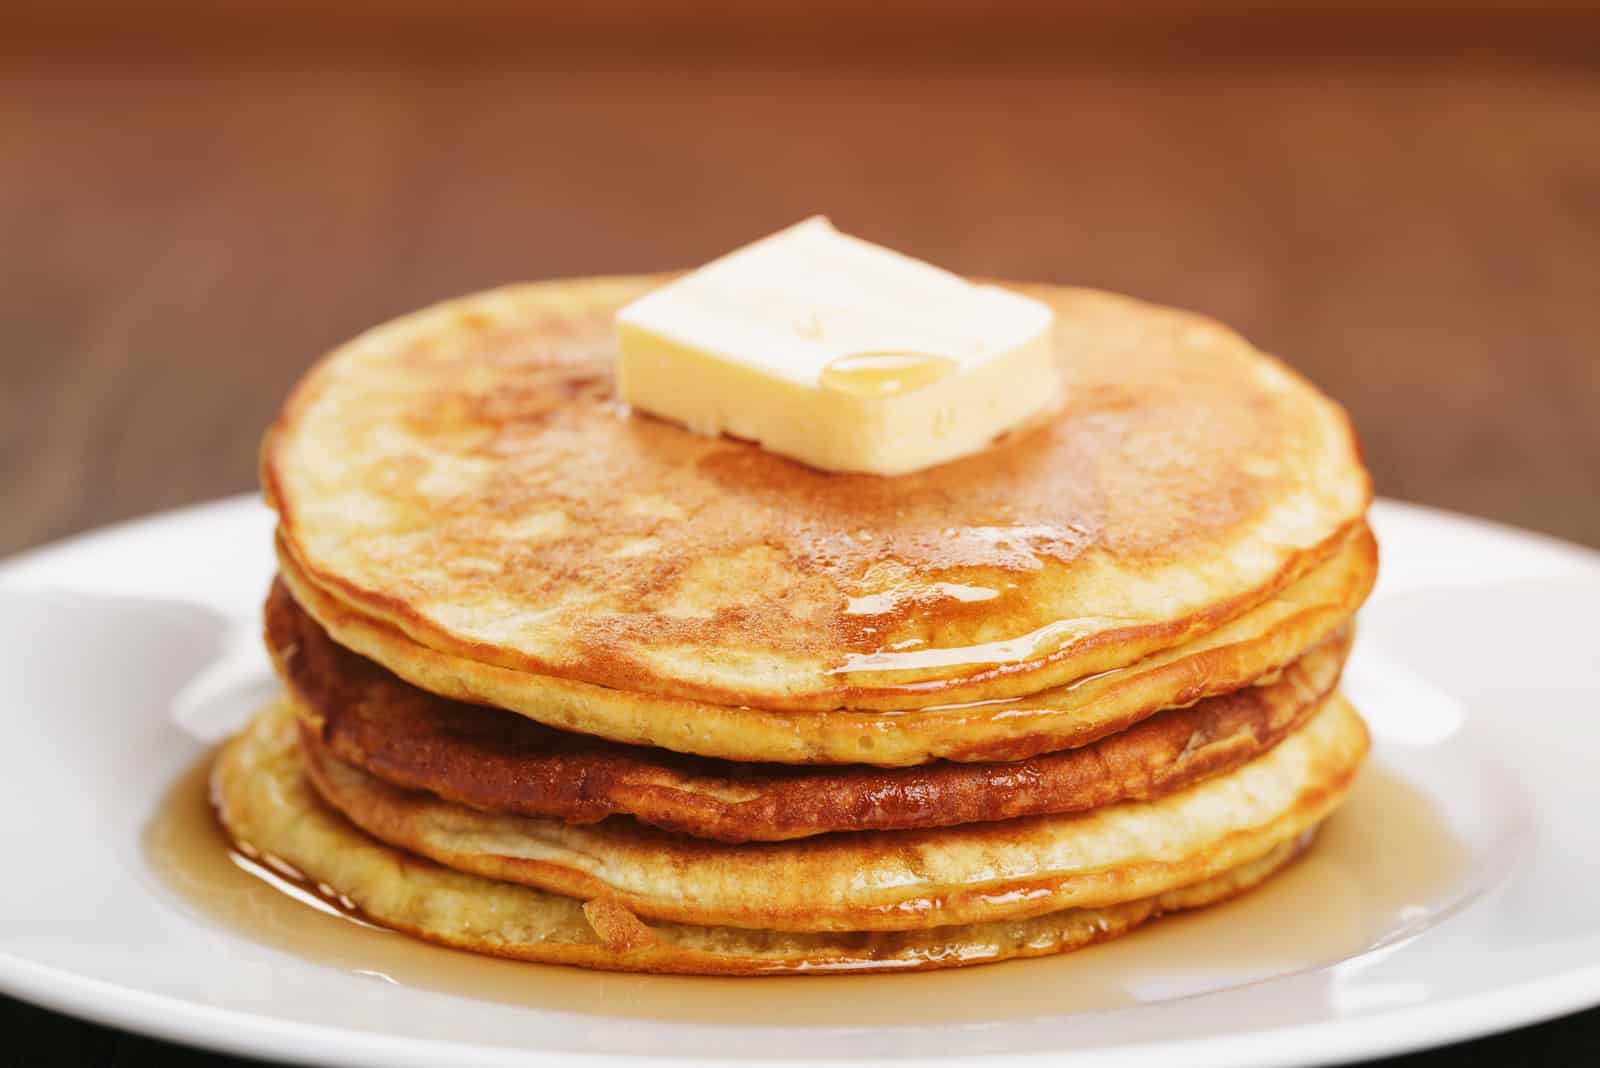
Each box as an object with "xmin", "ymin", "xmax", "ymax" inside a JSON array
[{"xmin": 615, "ymin": 216, "xmax": 1059, "ymax": 475}]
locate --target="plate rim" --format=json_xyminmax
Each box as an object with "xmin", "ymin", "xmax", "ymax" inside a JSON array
[{"xmin": 1, "ymin": 493, "xmax": 1598, "ymax": 1068}]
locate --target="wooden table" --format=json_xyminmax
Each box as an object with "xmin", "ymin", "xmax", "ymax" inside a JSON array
[{"xmin": 2, "ymin": 37, "xmax": 1597, "ymax": 1067}]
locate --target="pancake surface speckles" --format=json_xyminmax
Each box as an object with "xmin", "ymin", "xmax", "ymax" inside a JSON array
[
  {"xmin": 264, "ymin": 278, "xmax": 1371, "ymax": 714},
  {"xmin": 213, "ymin": 701, "xmax": 1322, "ymax": 975},
  {"xmin": 269, "ymin": 577, "xmax": 1352, "ymax": 842},
  {"xmin": 294, "ymin": 697, "xmax": 1367, "ymax": 932}
]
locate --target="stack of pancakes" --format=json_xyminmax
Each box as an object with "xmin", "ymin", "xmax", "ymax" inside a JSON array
[{"xmin": 219, "ymin": 278, "xmax": 1377, "ymax": 975}]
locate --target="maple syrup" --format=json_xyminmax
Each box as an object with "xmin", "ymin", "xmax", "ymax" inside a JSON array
[
  {"xmin": 143, "ymin": 753, "xmax": 1467, "ymax": 1025},
  {"xmin": 818, "ymin": 352, "xmax": 958, "ymax": 398}
]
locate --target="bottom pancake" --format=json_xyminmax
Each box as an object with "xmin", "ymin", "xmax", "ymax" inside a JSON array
[
  {"xmin": 214, "ymin": 701, "xmax": 1319, "ymax": 976},
  {"xmin": 295, "ymin": 692, "xmax": 1366, "ymax": 932}
]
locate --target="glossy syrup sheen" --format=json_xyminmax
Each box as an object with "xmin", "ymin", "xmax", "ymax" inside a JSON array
[
  {"xmin": 143, "ymin": 754, "xmax": 1465, "ymax": 1026},
  {"xmin": 818, "ymin": 352, "xmax": 959, "ymax": 398}
]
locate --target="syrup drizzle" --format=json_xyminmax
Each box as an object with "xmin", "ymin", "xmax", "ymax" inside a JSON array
[{"xmin": 818, "ymin": 352, "xmax": 958, "ymax": 398}]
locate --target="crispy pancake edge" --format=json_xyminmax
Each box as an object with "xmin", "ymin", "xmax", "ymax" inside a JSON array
[
  {"xmin": 269, "ymin": 577, "xmax": 1352, "ymax": 842},
  {"xmin": 296, "ymin": 695, "xmax": 1368, "ymax": 932},
  {"xmin": 276, "ymin": 525, "xmax": 1375, "ymax": 766}
]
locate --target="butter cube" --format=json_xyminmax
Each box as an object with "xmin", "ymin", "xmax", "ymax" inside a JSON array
[{"xmin": 615, "ymin": 217, "xmax": 1059, "ymax": 476}]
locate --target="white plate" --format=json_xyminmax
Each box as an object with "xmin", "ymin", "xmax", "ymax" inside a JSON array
[{"xmin": 1, "ymin": 496, "xmax": 1597, "ymax": 1068}]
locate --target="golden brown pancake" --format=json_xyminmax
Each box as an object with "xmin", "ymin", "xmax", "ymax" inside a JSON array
[
  {"xmin": 268, "ymin": 577, "xmax": 1351, "ymax": 842},
  {"xmin": 276, "ymin": 524, "xmax": 1374, "ymax": 766},
  {"xmin": 296, "ymin": 696, "xmax": 1367, "ymax": 932},
  {"xmin": 264, "ymin": 278, "xmax": 1371, "ymax": 715},
  {"xmin": 215, "ymin": 702, "xmax": 1318, "ymax": 975}
]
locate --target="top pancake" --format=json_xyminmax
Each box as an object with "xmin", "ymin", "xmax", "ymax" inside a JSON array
[
  {"xmin": 265, "ymin": 277, "xmax": 1370, "ymax": 711},
  {"xmin": 276, "ymin": 470, "xmax": 1375, "ymax": 766}
]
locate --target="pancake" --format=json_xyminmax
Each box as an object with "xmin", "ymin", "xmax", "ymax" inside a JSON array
[
  {"xmin": 214, "ymin": 703, "xmax": 1319, "ymax": 975},
  {"xmin": 269, "ymin": 577, "xmax": 1351, "ymax": 842},
  {"xmin": 295, "ymin": 695, "xmax": 1366, "ymax": 932},
  {"xmin": 277, "ymin": 523, "xmax": 1374, "ymax": 766},
  {"xmin": 264, "ymin": 278, "xmax": 1371, "ymax": 715}
]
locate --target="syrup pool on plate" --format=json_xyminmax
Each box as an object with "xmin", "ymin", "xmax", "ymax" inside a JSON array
[{"xmin": 144, "ymin": 743, "xmax": 1466, "ymax": 1027}]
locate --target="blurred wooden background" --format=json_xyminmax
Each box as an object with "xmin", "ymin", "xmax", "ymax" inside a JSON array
[
  {"xmin": 10, "ymin": 2, "xmax": 1600, "ymax": 56},
  {"xmin": 2, "ymin": 2, "xmax": 1599, "ymax": 562}
]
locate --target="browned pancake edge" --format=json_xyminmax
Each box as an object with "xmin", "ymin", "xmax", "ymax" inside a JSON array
[{"xmin": 268, "ymin": 578, "xmax": 1351, "ymax": 842}]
